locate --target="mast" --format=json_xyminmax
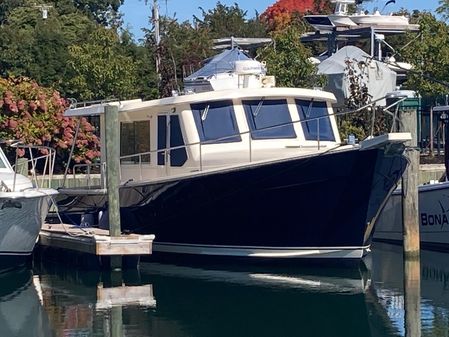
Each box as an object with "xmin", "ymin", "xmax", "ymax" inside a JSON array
[{"xmin": 153, "ymin": 0, "xmax": 161, "ymax": 84}]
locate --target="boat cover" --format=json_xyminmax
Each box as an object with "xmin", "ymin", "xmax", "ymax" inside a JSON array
[
  {"xmin": 317, "ymin": 46, "xmax": 397, "ymax": 106},
  {"xmin": 185, "ymin": 48, "xmax": 251, "ymax": 81}
]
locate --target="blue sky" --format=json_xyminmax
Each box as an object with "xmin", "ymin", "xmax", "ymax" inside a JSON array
[{"xmin": 121, "ymin": 0, "xmax": 441, "ymax": 40}]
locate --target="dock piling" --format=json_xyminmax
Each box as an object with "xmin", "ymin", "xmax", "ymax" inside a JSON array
[
  {"xmin": 104, "ymin": 105, "xmax": 122, "ymax": 269},
  {"xmin": 399, "ymin": 104, "xmax": 420, "ymax": 258}
]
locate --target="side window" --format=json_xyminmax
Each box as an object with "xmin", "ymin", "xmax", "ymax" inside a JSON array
[
  {"xmin": 243, "ymin": 99, "xmax": 296, "ymax": 139},
  {"xmin": 170, "ymin": 115, "xmax": 187, "ymax": 167},
  {"xmin": 191, "ymin": 100, "xmax": 241, "ymax": 143},
  {"xmin": 295, "ymin": 100, "xmax": 335, "ymax": 141},
  {"xmin": 120, "ymin": 121, "xmax": 151, "ymax": 163},
  {"xmin": 157, "ymin": 115, "xmax": 187, "ymax": 167}
]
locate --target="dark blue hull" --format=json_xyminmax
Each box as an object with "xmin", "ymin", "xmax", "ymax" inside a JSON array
[{"xmin": 111, "ymin": 147, "xmax": 407, "ymax": 258}]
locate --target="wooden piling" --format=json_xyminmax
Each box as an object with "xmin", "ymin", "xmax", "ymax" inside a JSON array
[
  {"xmin": 104, "ymin": 105, "xmax": 122, "ymax": 270},
  {"xmin": 400, "ymin": 105, "xmax": 420, "ymax": 258},
  {"xmin": 404, "ymin": 258, "xmax": 421, "ymax": 337}
]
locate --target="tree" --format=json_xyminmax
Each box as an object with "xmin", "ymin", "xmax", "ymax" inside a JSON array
[
  {"xmin": 0, "ymin": 1, "xmax": 96, "ymax": 90},
  {"xmin": 401, "ymin": 13, "xmax": 449, "ymax": 95},
  {"xmin": 437, "ymin": 0, "xmax": 449, "ymax": 21},
  {"xmin": 72, "ymin": 0, "xmax": 124, "ymax": 26},
  {"xmin": 64, "ymin": 27, "xmax": 139, "ymax": 101},
  {"xmin": 257, "ymin": 26, "xmax": 324, "ymax": 88},
  {"xmin": 194, "ymin": 2, "xmax": 267, "ymax": 39},
  {"xmin": 145, "ymin": 16, "xmax": 213, "ymax": 97},
  {"xmin": 0, "ymin": 77, "xmax": 100, "ymax": 169},
  {"xmin": 261, "ymin": 0, "xmax": 327, "ymax": 31}
]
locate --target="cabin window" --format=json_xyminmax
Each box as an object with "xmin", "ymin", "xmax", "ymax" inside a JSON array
[
  {"xmin": 191, "ymin": 100, "xmax": 241, "ymax": 143},
  {"xmin": 157, "ymin": 115, "xmax": 188, "ymax": 167},
  {"xmin": 295, "ymin": 100, "xmax": 335, "ymax": 141},
  {"xmin": 120, "ymin": 121, "xmax": 151, "ymax": 163},
  {"xmin": 243, "ymin": 99, "xmax": 296, "ymax": 139}
]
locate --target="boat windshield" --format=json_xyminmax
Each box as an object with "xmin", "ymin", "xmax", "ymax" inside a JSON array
[
  {"xmin": 295, "ymin": 99, "xmax": 335, "ymax": 141},
  {"xmin": 191, "ymin": 100, "xmax": 241, "ymax": 144},
  {"xmin": 243, "ymin": 99, "xmax": 296, "ymax": 139}
]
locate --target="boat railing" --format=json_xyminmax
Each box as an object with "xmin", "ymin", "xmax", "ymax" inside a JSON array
[
  {"xmin": 117, "ymin": 95, "xmax": 408, "ymax": 180},
  {"xmin": 115, "ymin": 114, "xmax": 333, "ymax": 179},
  {"xmin": 2, "ymin": 141, "xmax": 57, "ymax": 190},
  {"xmin": 71, "ymin": 162, "xmax": 105, "ymax": 189},
  {"xmin": 65, "ymin": 93, "xmax": 408, "ymax": 185}
]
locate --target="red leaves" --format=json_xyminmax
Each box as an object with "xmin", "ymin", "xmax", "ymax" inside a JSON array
[
  {"xmin": 261, "ymin": 0, "xmax": 321, "ymax": 30},
  {"xmin": 0, "ymin": 76, "xmax": 101, "ymax": 166}
]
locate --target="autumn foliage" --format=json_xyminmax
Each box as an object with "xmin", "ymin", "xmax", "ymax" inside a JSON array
[
  {"xmin": 0, "ymin": 77, "xmax": 100, "ymax": 170},
  {"xmin": 261, "ymin": 0, "xmax": 331, "ymax": 31}
]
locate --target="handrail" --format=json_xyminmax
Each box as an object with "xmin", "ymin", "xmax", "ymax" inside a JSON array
[
  {"xmin": 1, "ymin": 141, "xmax": 57, "ymax": 190},
  {"xmin": 67, "ymin": 94, "xmax": 408, "ymax": 185}
]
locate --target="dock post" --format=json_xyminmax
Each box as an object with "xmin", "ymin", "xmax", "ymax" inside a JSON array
[
  {"xmin": 400, "ymin": 100, "xmax": 421, "ymax": 336},
  {"xmin": 403, "ymin": 258, "xmax": 421, "ymax": 337},
  {"xmin": 399, "ymin": 103, "xmax": 420, "ymax": 258},
  {"xmin": 104, "ymin": 104, "xmax": 122, "ymax": 270}
]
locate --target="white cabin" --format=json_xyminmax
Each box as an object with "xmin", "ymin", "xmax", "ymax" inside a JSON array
[{"xmin": 65, "ymin": 87, "xmax": 341, "ymax": 184}]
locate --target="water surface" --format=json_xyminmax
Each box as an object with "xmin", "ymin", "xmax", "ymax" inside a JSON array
[{"xmin": 2, "ymin": 242, "xmax": 448, "ymax": 336}]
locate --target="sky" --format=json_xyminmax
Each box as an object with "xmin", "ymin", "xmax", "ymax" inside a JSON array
[{"xmin": 120, "ymin": 0, "xmax": 442, "ymax": 41}]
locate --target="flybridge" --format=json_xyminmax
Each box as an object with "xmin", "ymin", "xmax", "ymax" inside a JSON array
[{"xmin": 183, "ymin": 48, "xmax": 275, "ymax": 94}]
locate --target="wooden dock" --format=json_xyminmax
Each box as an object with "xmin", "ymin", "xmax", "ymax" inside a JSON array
[{"xmin": 37, "ymin": 223, "xmax": 155, "ymax": 269}]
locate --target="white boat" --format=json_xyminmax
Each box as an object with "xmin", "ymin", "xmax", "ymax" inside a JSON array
[
  {"xmin": 305, "ymin": 1, "xmax": 410, "ymax": 31},
  {"xmin": 0, "ymin": 142, "xmax": 58, "ymax": 265},
  {"xmin": 305, "ymin": 0, "xmax": 357, "ymax": 31},
  {"xmin": 350, "ymin": 10, "xmax": 409, "ymax": 27},
  {"xmin": 374, "ymin": 180, "xmax": 449, "ymax": 250},
  {"xmin": 55, "ymin": 48, "xmax": 411, "ymax": 260}
]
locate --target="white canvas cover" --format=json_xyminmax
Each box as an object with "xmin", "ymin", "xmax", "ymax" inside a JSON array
[{"xmin": 317, "ymin": 46, "xmax": 397, "ymax": 107}]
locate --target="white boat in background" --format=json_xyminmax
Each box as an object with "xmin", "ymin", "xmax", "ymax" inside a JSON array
[
  {"xmin": 374, "ymin": 104, "xmax": 449, "ymax": 251},
  {"xmin": 375, "ymin": 180, "xmax": 449, "ymax": 251},
  {"xmin": 305, "ymin": 0, "xmax": 410, "ymax": 32},
  {"xmin": 0, "ymin": 141, "xmax": 58, "ymax": 265},
  {"xmin": 350, "ymin": 10, "xmax": 409, "ymax": 27},
  {"xmin": 305, "ymin": 0, "xmax": 356, "ymax": 31}
]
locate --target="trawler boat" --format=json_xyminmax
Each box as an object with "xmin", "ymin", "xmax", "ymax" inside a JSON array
[
  {"xmin": 57, "ymin": 48, "xmax": 410, "ymax": 259},
  {"xmin": 0, "ymin": 142, "xmax": 57, "ymax": 265}
]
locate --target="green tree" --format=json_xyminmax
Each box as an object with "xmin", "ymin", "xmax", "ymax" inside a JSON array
[
  {"xmin": 437, "ymin": 0, "xmax": 449, "ymax": 21},
  {"xmin": 194, "ymin": 2, "xmax": 267, "ymax": 39},
  {"xmin": 64, "ymin": 27, "xmax": 139, "ymax": 101},
  {"xmin": 257, "ymin": 26, "xmax": 324, "ymax": 88},
  {"xmin": 401, "ymin": 13, "xmax": 449, "ymax": 95},
  {"xmin": 0, "ymin": 1, "xmax": 95, "ymax": 90}
]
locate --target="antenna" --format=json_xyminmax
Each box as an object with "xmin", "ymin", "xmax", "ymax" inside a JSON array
[{"xmin": 381, "ymin": 0, "xmax": 396, "ymax": 13}]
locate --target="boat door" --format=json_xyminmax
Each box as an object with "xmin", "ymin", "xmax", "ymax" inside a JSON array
[{"xmin": 157, "ymin": 114, "xmax": 187, "ymax": 167}]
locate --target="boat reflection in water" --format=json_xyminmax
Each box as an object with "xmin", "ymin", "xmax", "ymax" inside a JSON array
[
  {"xmin": 138, "ymin": 260, "xmax": 399, "ymax": 337},
  {"xmin": 33, "ymin": 265, "xmax": 156, "ymax": 337},
  {"xmin": 370, "ymin": 242, "xmax": 449, "ymax": 336},
  {"xmin": 25, "ymin": 245, "xmax": 449, "ymax": 337},
  {"xmin": 0, "ymin": 268, "xmax": 51, "ymax": 337}
]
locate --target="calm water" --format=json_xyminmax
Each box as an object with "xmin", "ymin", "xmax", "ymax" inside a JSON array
[{"xmin": 2, "ymin": 242, "xmax": 449, "ymax": 337}]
